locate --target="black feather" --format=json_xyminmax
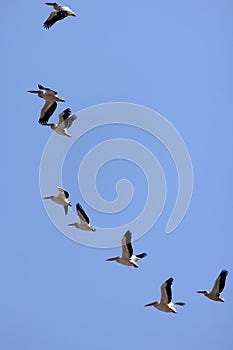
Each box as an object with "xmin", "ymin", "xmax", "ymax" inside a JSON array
[
  {"xmin": 76, "ymin": 203, "xmax": 90, "ymax": 224},
  {"xmin": 38, "ymin": 102, "xmax": 57, "ymax": 124},
  {"xmin": 64, "ymin": 190, "xmax": 69, "ymax": 199},
  {"xmin": 61, "ymin": 108, "xmax": 71, "ymax": 121},
  {"xmin": 165, "ymin": 278, "xmax": 174, "ymax": 303},
  {"xmin": 125, "ymin": 231, "xmax": 133, "ymax": 258},
  {"xmin": 136, "ymin": 252, "xmax": 147, "ymax": 259},
  {"xmin": 218, "ymin": 270, "xmax": 228, "ymax": 293},
  {"xmin": 43, "ymin": 10, "xmax": 67, "ymax": 29},
  {"xmin": 38, "ymin": 84, "xmax": 57, "ymax": 94}
]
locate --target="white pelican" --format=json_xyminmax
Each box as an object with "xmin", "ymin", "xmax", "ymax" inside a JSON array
[
  {"xmin": 28, "ymin": 84, "xmax": 65, "ymax": 124},
  {"xmin": 43, "ymin": 186, "xmax": 72, "ymax": 214},
  {"xmin": 44, "ymin": 108, "xmax": 77, "ymax": 137},
  {"xmin": 106, "ymin": 230, "xmax": 147, "ymax": 268},
  {"xmin": 144, "ymin": 277, "xmax": 185, "ymax": 313},
  {"xmin": 43, "ymin": 2, "xmax": 77, "ymax": 29},
  {"xmin": 68, "ymin": 203, "xmax": 96, "ymax": 231},
  {"xmin": 197, "ymin": 270, "xmax": 229, "ymax": 302}
]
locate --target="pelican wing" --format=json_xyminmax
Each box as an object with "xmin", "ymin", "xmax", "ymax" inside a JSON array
[
  {"xmin": 43, "ymin": 10, "xmax": 67, "ymax": 29},
  {"xmin": 121, "ymin": 230, "xmax": 133, "ymax": 259},
  {"xmin": 58, "ymin": 108, "xmax": 71, "ymax": 124},
  {"xmin": 61, "ymin": 6, "xmax": 77, "ymax": 16},
  {"xmin": 211, "ymin": 270, "xmax": 228, "ymax": 295},
  {"xmin": 38, "ymin": 84, "xmax": 57, "ymax": 95},
  {"xmin": 64, "ymin": 115, "xmax": 77, "ymax": 129},
  {"xmin": 57, "ymin": 186, "xmax": 69, "ymax": 199},
  {"xmin": 64, "ymin": 205, "xmax": 68, "ymax": 215},
  {"xmin": 39, "ymin": 101, "xmax": 57, "ymax": 124},
  {"xmin": 76, "ymin": 203, "xmax": 90, "ymax": 224},
  {"xmin": 160, "ymin": 278, "xmax": 173, "ymax": 304}
]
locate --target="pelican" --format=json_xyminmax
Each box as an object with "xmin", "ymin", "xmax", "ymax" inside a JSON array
[
  {"xmin": 68, "ymin": 203, "xmax": 96, "ymax": 231},
  {"xmin": 106, "ymin": 230, "xmax": 147, "ymax": 268},
  {"xmin": 43, "ymin": 2, "xmax": 77, "ymax": 29},
  {"xmin": 197, "ymin": 270, "xmax": 229, "ymax": 302},
  {"xmin": 144, "ymin": 277, "xmax": 185, "ymax": 313},
  {"xmin": 44, "ymin": 108, "xmax": 77, "ymax": 137},
  {"xmin": 28, "ymin": 84, "xmax": 65, "ymax": 124},
  {"xmin": 43, "ymin": 186, "xmax": 72, "ymax": 214}
]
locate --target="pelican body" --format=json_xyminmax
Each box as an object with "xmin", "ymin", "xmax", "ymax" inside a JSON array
[
  {"xmin": 28, "ymin": 84, "xmax": 65, "ymax": 124},
  {"xmin": 197, "ymin": 270, "xmax": 228, "ymax": 302},
  {"xmin": 44, "ymin": 2, "xmax": 77, "ymax": 29},
  {"xmin": 106, "ymin": 230, "xmax": 147, "ymax": 268},
  {"xmin": 145, "ymin": 277, "xmax": 185, "ymax": 313},
  {"xmin": 43, "ymin": 186, "xmax": 71, "ymax": 214},
  {"xmin": 68, "ymin": 203, "xmax": 96, "ymax": 231},
  {"xmin": 45, "ymin": 108, "xmax": 77, "ymax": 137}
]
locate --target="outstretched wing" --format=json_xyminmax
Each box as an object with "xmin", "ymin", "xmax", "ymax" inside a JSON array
[
  {"xmin": 64, "ymin": 115, "xmax": 77, "ymax": 129},
  {"xmin": 38, "ymin": 84, "xmax": 57, "ymax": 94},
  {"xmin": 64, "ymin": 205, "xmax": 68, "ymax": 215},
  {"xmin": 57, "ymin": 186, "xmax": 69, "ymax": 199},
  {"xmin": 211, "ymin": 270, "xmax": 228, "ymax": 295},
  {"xmin": 121, "ymin": 230, "xmax": 133, "ymax": 259},
  {"xmin": 39, "ymin": 101, "xmax": 57, "ymax": 124},
  {"xmin": 160, "ymin": 277, "xmax": 173, "ymax": 304},
  {"xmin": 43, "ymin": 10, "xmax": 67, "ymax": 29},
  {"xmin": 76, "ymin": 203, "xmax": 90, "ymax": 224},
  {"xmin": 58, "ymin": 108, "xmax": 71, "ymax": 124}
]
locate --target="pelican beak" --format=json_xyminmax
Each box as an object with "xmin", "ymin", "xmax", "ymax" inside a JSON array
[
  {"xmin": 68, "ymin": 203, "xmax": 72, "ymax": 207},
  {"xmin": 28, "ymin": 90, "xmax": 39, "ymax": 93},
  {"xmin": 68, "ymin": 223, "xmax": 76, "ymax": 226},
  {"xmin": 106, "ymin": 257, "xmax": 118, "ymax": 261},
  {"xmin": 144, "ymin": 302, "xmax": 155, "ymax": 307}
]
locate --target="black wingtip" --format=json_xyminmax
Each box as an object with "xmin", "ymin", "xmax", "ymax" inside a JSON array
[
  {"xmin": 166, "ymin": 277, "xmax": 174, "ymax": 285},
  {"xmin": 76, "ymin": 203, "xmax": 82, "ymax": 211},
  {"xmin": 136, "ymin": 253, "xmax": 147, "ymax": 259},
  {"xmin": 220, "ymin": 270, "xmax": 229, "ymax": 276}
]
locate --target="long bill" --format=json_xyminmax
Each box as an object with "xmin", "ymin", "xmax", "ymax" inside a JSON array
[
  {"xmin": 106, "ymin": 257, "xmax": 119, "ymax": 261},
  {"xmin": 144, "ymin": 302, "xmax": 156, "ymax": 307}
]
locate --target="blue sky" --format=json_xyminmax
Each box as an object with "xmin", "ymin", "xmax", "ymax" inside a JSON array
[{"xmin": 3, "ymin": 1, "xmax": 233, "ymax": 349}]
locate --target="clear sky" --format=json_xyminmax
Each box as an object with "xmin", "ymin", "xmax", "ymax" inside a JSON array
[{"xmin": 2, "ymin": 1, "xmax": 233, "ymax": 349}]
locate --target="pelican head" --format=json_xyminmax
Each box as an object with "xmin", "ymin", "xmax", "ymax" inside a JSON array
[{"xmin": 197, "ymin": 290, "xmax": 208, "ymax": 295}]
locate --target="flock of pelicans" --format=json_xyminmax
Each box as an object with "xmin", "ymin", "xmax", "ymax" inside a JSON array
[{"xmin": 30, "ymin": 3, "xmax": 229, "ymax": 315}]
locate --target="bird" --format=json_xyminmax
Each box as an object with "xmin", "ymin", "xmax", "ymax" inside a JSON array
[
  {"xmin": 144, "ymin": 277, "xmax": 185, "ymax": 313},
  {"xmin": 68, "ymin": 203, "xmax": 96, "ymax": 231},
  {"xmin": 44, "ymin": 108, "xmax": 77, "ymax": 137},
  {"xmin": 43, "ymin": 2, "xmax": 77, "ymax": 29},
  {"xmin": 28, "ymin": 84, "xmax": 65, "ymax": 124},
  {"xmin": 197, "ymin": 270, "xmax": 229, "ymax": 302},
  {"xmin": 106, "ymin": 230, "xmax": 147, "ymax": 268},
  {"xmin": 43, "ymin": 186, "xmax": 72, "ymax": 214}
]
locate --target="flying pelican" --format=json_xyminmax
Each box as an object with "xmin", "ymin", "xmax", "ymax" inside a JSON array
[
  {"xmin": 43, "ymin": 2, "xmax": 77, "ymax": 29},
  {"xmin": 197, "ymin": 270, "xmax": 229, "ymax": 302},
  {"xmin": 144, "ymin": 277, "xmax": 185, "ymax": 313},
  {"xmin": 68, "ymin": 203, "xmax": 96, "ymax": 231},
  {"xmin": 44, "ymin": 108, "xmax": 77, "ymax": 137},
  {"xmin": 28, "ymin": 84, "xmax": 65, "ymax": 124},
  {"xmin": 106, "ymin": 230, "xmax": 147, "ymax": 268},
  {"xmin": 43, "ymin": 186, "xmax": 72, "ymax": 214}
]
